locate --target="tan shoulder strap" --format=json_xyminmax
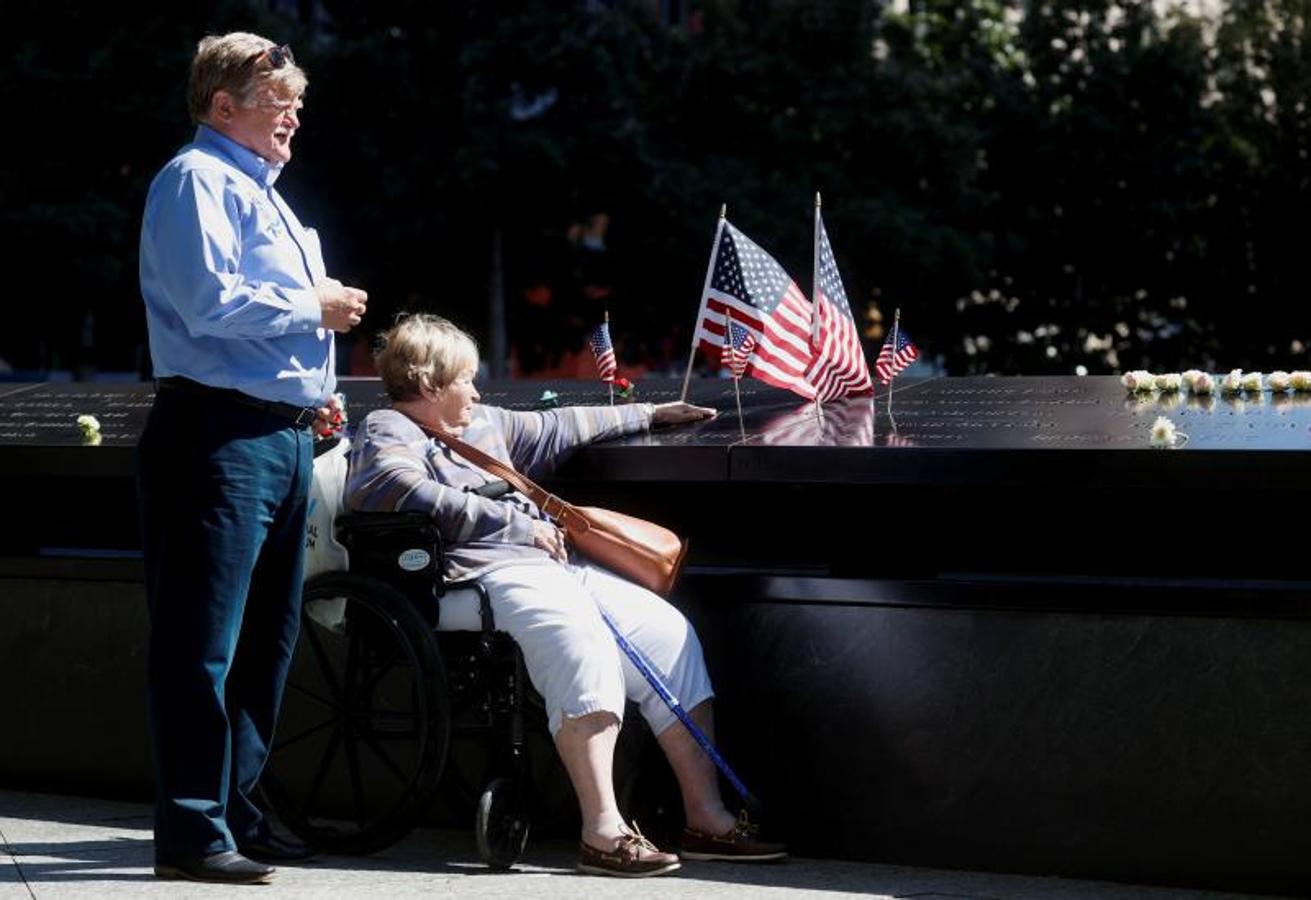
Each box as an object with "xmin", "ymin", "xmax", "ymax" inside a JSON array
[{"xmin": 417, "ymin": 421, "xmax": 573, "ymax": 521}]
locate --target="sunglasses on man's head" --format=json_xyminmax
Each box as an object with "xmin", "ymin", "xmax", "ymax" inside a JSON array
[{"xmin": 263, "ymin": 44, "xmax": 294, "ymax": 69}]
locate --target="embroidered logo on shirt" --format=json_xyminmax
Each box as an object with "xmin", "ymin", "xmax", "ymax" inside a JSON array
[{"xmin": 260, "ymin": 202, "xmax": 286, "ymax": 237}]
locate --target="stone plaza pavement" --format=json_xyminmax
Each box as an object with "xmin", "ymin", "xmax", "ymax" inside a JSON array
[{"xmin": 0, "ymin": 790, "xmax": 1287, "ymax": 899}]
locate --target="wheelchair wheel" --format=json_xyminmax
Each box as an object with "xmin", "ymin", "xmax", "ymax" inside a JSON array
[
  {"xmin": 475, "ymin": 776, "xmax": 531, "ymax": 869},
  {"xmin": 261, "ymin": 572, "xmax": 450, "ymax": 855}
]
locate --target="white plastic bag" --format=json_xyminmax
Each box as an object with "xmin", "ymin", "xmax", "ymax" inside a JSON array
[{"xmin": 304, "ymin": 436, "xmax": 350, "ymax": 580}]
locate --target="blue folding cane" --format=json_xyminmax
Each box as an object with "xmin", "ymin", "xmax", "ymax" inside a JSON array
[{"xmin": 593, "ymin": 602, "xmax": 760, "ymax": 812}]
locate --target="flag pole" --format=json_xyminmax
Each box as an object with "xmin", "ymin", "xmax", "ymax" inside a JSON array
[
  {"xmin": 886, "ymin": 307, "xmax": 902, "ymax": 415},
  {"xmin": 726, "ymin": 307, "xmax": 746, "ymax": 439},
  {"xmin": 605, "ymin": 309, "xmax": 614, "ymax": 406},
  {"xmin": 811, "ymin": 191, "xmax": 823, "ymax": 419},
  {"xmin": 735, "ymin": 377, "xmax": 746, "ymax": 442},
  {"xmin": 681, "ymin": 204, "xmax": 728, "ymax": 403}
]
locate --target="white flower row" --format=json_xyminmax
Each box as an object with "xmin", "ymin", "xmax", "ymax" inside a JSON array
[{"xmin": 1123, "ymin": 369, "xmax": 1311, "ymax": 395}]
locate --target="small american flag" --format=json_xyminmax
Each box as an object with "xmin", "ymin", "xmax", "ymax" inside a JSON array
[
  {"xmin": 875, "ymin": 328, "xmax": 919, "ymax": 385},
  {"xmin": 721, "ymin": 319, "xmax": 756, "ymax": 379},
  {"xmin": 588, "ymin": 321, "xmax": 617, "ymax": 383}
]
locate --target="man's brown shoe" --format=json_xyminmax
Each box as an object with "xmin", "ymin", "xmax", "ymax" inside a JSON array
[
  {"xmin": 681, "ymin": 810, "xmax": 788, "ymax": 862},
  {"xmin": 576, "ymin": 823, "xmax": 681, "ymax": 878}
]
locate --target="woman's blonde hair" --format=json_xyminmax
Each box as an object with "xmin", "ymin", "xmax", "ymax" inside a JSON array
[
  {"xmin": 375, "ymin": 314, "xmax": 480, "ymax": 401},
  {"xmin": 187, "ymin": 32, "xmax": 308, "ymax": 125}
]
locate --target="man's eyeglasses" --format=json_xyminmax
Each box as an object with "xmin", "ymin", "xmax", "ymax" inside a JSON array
[{"xmin": 257, "ymin": 96, "xmax": 303, "ymax": 115}]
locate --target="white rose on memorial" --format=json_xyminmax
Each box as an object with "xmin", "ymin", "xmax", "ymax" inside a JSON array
[
  {"xmin": 1154, "ymin": 373, "xmax": 1182, "ymax": 392},
  {"xmin": 1191, "ymin": 372, "xmax": 1215, "ymax": 394},
  {"xmin": 1122, "ymin": 370, "xmax": 1156, "ymax": 392},
  {"xmin": 76, "ymin": 414, "xmax": 102, "ymax": 446},
  {"xmin": 1150, "ymin": 416, "xmax": 1178, "ymax": 448},
  {"xmin": 1268, "ymin": 370, "xmax": 1291, "ymax": 392},
  {"xmin": 1181, "ymin": 369, "xmax": 1205, "ymax": 390},
  {"xmin": 1290, "ymin": 371, "xmax": 1311, "ymax": 391},
  {"xmin": 1241, "ymin": 371, "xmax": 1264, "ymax": 393},
  {"xmin": 1221, "ymin": 369, "xmax": 1244, "ymax": 393}
]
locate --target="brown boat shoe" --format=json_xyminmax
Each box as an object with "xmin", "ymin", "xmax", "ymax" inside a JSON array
[
  {"xmin": 681, "ymin": 810, "xmax": 788, "ymax": 862},
  {"xmin": 576, "ymin": 822, "xmax": 681, "ymax": 878}
]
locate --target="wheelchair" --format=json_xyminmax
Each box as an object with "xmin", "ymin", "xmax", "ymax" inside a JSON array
[
  {"xmin": 259, "ymin": 506, "xmax": 673, "ymax": 867},
  {"xmin": 259, "ymin": 509, "xmax": 541, "ymax": 867}
]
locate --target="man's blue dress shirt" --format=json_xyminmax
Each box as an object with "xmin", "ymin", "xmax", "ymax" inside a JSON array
[{"xmin": 140, "ymin": 124, "xmax": 335, "ymax": 407}]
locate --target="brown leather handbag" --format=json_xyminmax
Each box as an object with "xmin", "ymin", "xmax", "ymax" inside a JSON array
[{"xmin": 424, "ymin": 425, "xmax": 690, "ymax": 596}]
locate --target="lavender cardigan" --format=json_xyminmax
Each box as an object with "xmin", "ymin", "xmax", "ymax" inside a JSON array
[{"xmin": 345, "ymin": 403, "xmax": 653, "ymax": 580}]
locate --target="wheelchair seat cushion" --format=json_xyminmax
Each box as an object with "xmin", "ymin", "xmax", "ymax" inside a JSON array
[{"xmin": 437, "ymin": 585, "xmax": 486, "ymax": 631}]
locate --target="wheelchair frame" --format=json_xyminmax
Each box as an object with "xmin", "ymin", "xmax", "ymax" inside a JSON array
[{"xmin": 259, "ymin": 511, "xmax": 536, "ymax": 867}]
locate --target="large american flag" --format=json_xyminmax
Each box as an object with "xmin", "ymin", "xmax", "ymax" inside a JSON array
[
  {"xmin": 807, "ymin": 212, "xmax": 874, "ymax": 401},
  {"xmin": 693, "ymin": 221, "xmax": 818, "ymax": 399},
  {"xmin": 721, "ymin": 318, "xmax": 756, "ymax": 379},
  {"xmin": 874, "ymin": 328, "xmax": 919, "ymax": 384},
  {"xmin": 588, "ymin": 321, "xmax": 617, "ymax": 383}
]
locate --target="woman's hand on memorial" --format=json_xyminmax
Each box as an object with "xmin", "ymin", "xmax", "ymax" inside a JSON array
[
  {"xmin": 651, "ymin": 401, "xmax": 717, "ymax": 427},
  {"xmin": 318, "ymin": 277, "xmax": 369, "ymax": 332},
  {"xmin": 532, "ymin": 520, "xmax": 569, "ymax": 562}
]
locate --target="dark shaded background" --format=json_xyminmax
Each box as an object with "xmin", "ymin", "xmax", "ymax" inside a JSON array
[{"xmin": 3, "ymin": 0, "xmax": 1310, "ymax": 381}]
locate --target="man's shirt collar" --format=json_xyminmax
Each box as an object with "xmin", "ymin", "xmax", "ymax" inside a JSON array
[{"xmin": 194, "ymin": 124, "xmax": 283, "ymax": 188}]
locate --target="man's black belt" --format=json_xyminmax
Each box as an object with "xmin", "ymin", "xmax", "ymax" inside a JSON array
[{"xmin": 156, "ymin": 376, "xmax": 319, "ymax": 429}]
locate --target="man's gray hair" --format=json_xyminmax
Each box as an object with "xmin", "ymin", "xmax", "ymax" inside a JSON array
[{"xmin": 187, "ymin": 32, "xmax": 307, "ymax": 125}]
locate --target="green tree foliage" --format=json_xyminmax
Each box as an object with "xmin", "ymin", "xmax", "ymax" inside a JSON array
[
  {"xmin": 0, "ymin": 0, "xmax": 284, "ymax": 374},
  {"xmin": 3, "ymin": 0, "xmax": 1310, "ymax": 377}
]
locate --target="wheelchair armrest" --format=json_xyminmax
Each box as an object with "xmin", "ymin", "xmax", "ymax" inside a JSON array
[
  {"xmin": 336, "ymin": 511, "xmax": 445, "ymax": 596},
  {"xmin": 337, "ymin": 513, "xmax": 495, "ymax": 633},
  {"xmin": 336, "ymin": 511, "xmax": 434, "ymax": 542}
]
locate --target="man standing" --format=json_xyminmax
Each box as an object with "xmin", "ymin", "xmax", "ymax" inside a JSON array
[{"xmin": 137, "ymin": 32, "xmax": 366, "ymax": 884}]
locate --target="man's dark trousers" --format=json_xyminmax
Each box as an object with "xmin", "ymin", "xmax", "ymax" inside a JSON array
[{"xmin": 137, "ymin": 389, "xmax": 312, "ymax": 863}]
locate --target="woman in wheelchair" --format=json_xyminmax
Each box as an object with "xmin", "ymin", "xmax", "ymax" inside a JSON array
[{"xmin": 345, "ymin": 313, "xmax": 786, "ymax": 877}]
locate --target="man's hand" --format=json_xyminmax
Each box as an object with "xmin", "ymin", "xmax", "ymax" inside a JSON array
[
  {"xmin": 313, "ymin": 393, "xmax": 346, "ymax": 438},
  {"xmin": 531, "ymin": 520, "xmax": 568, "ymax": 562},
  {"xmin": 317, "ymin": 278, "xmax": 368, "ymax": 332},
  {"xmin": 651, "ymin": 401, "xmax": 717, "ymax": 427}
]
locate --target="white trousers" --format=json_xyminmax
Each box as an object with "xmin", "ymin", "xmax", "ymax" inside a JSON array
[{"xmin": 478, "ymin": 562, "xmax": 714, "ymax": 736}]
